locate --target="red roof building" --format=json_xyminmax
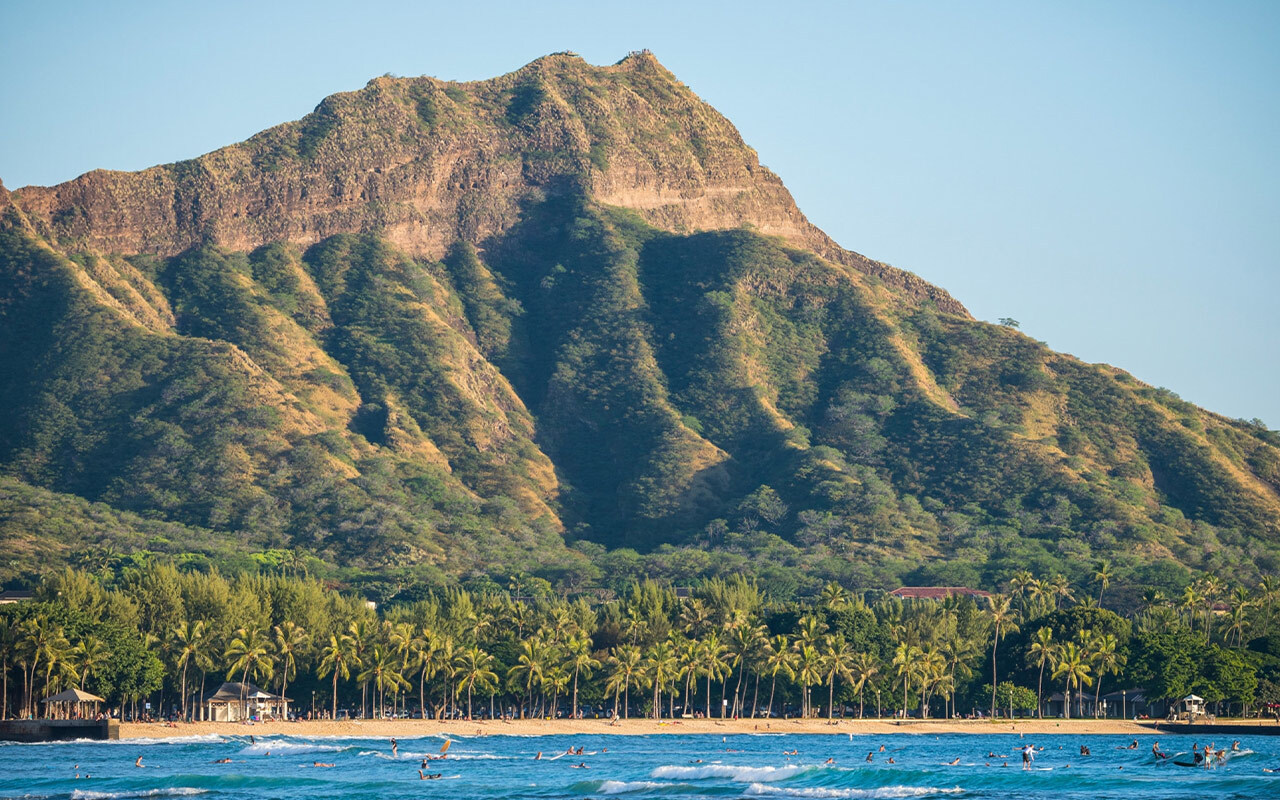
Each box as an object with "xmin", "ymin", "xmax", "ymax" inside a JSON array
[{"xmin": 889, "ymin": 586, "xmax": 992, "ymax": 601}]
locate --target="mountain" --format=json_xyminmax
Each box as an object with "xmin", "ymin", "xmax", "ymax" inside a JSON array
[{"xmin": 2, "ymin": 52, "xmax": 1278, "ymax": 600}]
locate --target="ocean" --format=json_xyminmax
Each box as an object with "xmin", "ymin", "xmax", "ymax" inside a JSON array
[{"xmin": 0, "ymin": 732, "xmax": 1274, "ymax": 800}]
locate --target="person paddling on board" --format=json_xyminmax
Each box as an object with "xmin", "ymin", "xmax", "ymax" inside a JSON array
[
  {"xmin": 1152, "ymin": 741, "xmax": 1168, "ymax": 760},
  {"xmin": 1020, "ymin": 745, "xmax": 1035, "ymax": 770}
]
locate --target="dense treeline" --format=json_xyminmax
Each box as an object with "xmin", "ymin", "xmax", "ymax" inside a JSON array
[{"xmin": 3, "ymin": 565, "xmax": 1277, "ymax": 723}]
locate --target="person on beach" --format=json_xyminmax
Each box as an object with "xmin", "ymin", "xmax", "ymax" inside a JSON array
[{"xmin": 1020, "ymin": 745, "xmax": 1035, "ymax": 770}]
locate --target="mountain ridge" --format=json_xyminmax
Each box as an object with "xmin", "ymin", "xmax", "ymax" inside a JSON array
[{"xmin": 1, "ymin": 53, "xmax": 1277, "ymax": 601}]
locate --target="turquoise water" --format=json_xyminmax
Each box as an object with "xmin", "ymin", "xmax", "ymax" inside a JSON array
[{"xmin": 1, "ymin": 732, "xmax": 1276, "ymax": 799}]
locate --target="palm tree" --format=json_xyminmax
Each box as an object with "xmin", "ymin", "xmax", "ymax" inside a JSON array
[
  {"xmin": 317, "ymin": 632, "xmax": 358, "ymax": 720},
  {"xmin": 794, "ymin": 644, "xmax": 824, "ymax": 718},
  {"xmin": 821, "ymin": 635, "xmax": 855, "ymax": 719},
  {"xmin": 606, "ymin": 644, "xmax": 643, "ymax": 719},
  {"xmin": 273, "ymin": 622, "xmax": 308, "ymax": 719},
  {"xmin": 170, "ymin": 621, "xmax": 204, "ymax": 720},
  {"xmin": 358, "ymin": 645, "xmax": 407, "ymax": 719},
  {"xmin": 1051, "ymin": 641, "xmax": 1092, "ymax": 720},
  {"xmin": 565, "ymin": 634, "xmax": 600, "ymax": 719},
  {"xmin": 917, "ymin": 646, "xmax": 946, "ymax": 718},
  {"xmin": 849, "ymin": 652, "xmax": 878, "ymax": 719},
  {"xmin": 225, "ymin": 627, "xmax": 275, "ymax": 718},
  {"xmin": 697, "ymin": 633, "xmax": 728, "ymax": 718},
  {"xmin": 1259, "ymin": 576, "xmax": 1278, "ymax": 636},
  {"xmin": 643, "ymin": 640, "xmax": 679, "ymax": 720},
  {"xmin": 892, "ymin": 642, "xmax": 920, "ymax": 719},
  {"xmin": 763, "ymin": 635, "xmax": 795, "ymax": 719},
  {"xmin": 1026, "ymin": 627, "xmax": 1055, "ymax": 719},
  {"xmin": 0, "ymin": 619, "xmax": 13, "ymax": 720},
  {"xmin": 1089, "ymin": 633, "xmax": 1125, "ymax": 716},
  {"xmin": 727, "ymin": 622, "xmax": 766, "ymax": 717},
  {"xmin": 1093, "ymin": 561, "xmax": 1112, "ymax": 607},
  {"xmin": 986, "ymin": 595, "xmax": 1020, "ymax": 718},
  {"xmin": 819, "ymin": 582, "xmax": 853, "ymax": 611},
  {"xmin": 454, "ymin": 645, "xmax": 497, "ymax": 720},
  {"xmin": 508, "ymin": 638, "xmax": 546, "ymax": 719}
]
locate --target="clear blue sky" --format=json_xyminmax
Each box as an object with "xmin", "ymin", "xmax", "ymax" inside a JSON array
[{"xmin": 3, "ymin": 0, "xmax": 1277, "ymax": 425}]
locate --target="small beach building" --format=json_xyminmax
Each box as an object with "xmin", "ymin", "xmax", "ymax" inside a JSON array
[
  {"xmin": 1180, "ymin": 694, "xmax": 1205, "ymax": 720},
  {"xmin": 200, "ymin": 682, "xmax": 289, "ymax": 722},
  {"xmin": 41, "ymin": 688, "xmax": 105, "ymax": 719},
  {"xmin": 889, "ymin": 587, "xmax": 992, "ymax": 601}
]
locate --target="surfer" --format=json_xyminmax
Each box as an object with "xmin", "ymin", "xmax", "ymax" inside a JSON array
[
  {"xmin": 866, "ymin": 752, "xmax": 874, "ymax": 762},
  {"xmin": 213, "ymin": 757, "xmax": 233, "ymax": 764},
  {"xmin": 313, "ymin": 762, "xmax": 334, "ymax": 768},
  {"xmin": 572, "ymin": 762, "xmax": 589, "ymax": 769},
  {"xmin": 1020, "ymin": 744, "xmax": 1035, "ymax": 770},
  {"xmin": 945, "ymin": 757, "xmax": 960, "ymax": 765},
  {"xmin": 1079, "ymin": 745, "xmax": 1090, "ymax": 756},
  {"xmin": 878, "ymin": 744, "xmax": 886, "ymax": 752},
  {"xmin": 391, "ymin": 738, "xmax": 398, "ymax": 757},
  {"xmin": 1152, "ymin": 741, "xmax": 1168, "ymax": 759},
  {"xmin": 1128, "ymin": 740, "xmax": 1138, "ymax": 749},
  {"xmin": 418, "ymin": 770, "xmax": 442, "ymax": 779},
  {"xmin": 887, "ymin": 757, "xmax": 896, "ymax": 765},
  {"xmin": 134, "ymin": 756, "xmax": 144, "ymax": 768},
  {"xmin": 824, "ymin": 758, "xmax": 836, "ymax": 765},
  {"xmin": 1232, "ymin": 740, "xmax": 1241, "ymax": 752}
]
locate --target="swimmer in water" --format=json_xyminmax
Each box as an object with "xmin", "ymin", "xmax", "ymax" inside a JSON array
[
  {"xmin": 213, "ymin": 758, "xmax": 232, "ymax": 764},
  {"xmin": 866, "ymin": 752, "xmax": 874, "ymax": 762},
  {"xmin": 135, "ymin": 756, "xmax": 143, "ymax": 768},
  {"xmin": 887, "ymin": 757, "xmax": 896, "ymax": 765},
  {"xmin": 878, "ymin": 744, "xmax": 886, "ymax": 753},
  {"xmin": 535, "ymin": 752, "xmax": 542, "ymax": 760},
  {"xmin": 1128, "ymin": 740, "xmax": 1138, "ymax": 750},
  {"xmin": 391, "ymin": 738, "xmax": 398, "ymax": 757},
  {"xmin": 824, "ymin": 758, "xmax": 835, "ymax": 765},
  {"xmin": 418, "ymin": 770, "xmax": 442, "ymax": 779},
  {"xmin": 945, "ymin": 757, "xmax": 960, "ymax": 766},
  {"xmin": 572, "ymin": 762, "xmax": 589, "ymax": 769},
  {"xmin": 1079, "ymin": 745, "xmax": 1091, "ymax": 756},
  {"xmin": 1232, "ymin": 740, "xmax": 1241, "ymax": 752},
  {"xmin": 313, "ymin": 762, "xmax": 335, "ymax": 768}
]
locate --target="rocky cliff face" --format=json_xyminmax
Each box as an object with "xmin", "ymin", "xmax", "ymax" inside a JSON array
[{"xmin": 11, "ymin": 52, "xmax": 965, "ymax": 315}]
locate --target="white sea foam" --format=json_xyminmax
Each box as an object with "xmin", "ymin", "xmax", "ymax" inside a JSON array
[
  {"xmin": 651, "ymin": 764, "xmax": 806, "ymax": 782},
  {"xmin": 239, "ymin": 740, "xmax": 346, "ymax": 755},
  {"xmin": 744, "ymin": 785, "xmax": 963, "ymax": 799},
  {"xmin": 598, "ymin": 780, "xmax": 675, "ymax": 794},
  {"xmin": 70, "ymin": 790, "xmax": 208, "ymax": 800}
]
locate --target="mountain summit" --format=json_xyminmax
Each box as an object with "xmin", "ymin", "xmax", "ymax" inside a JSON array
[{"xmin": 2, "ymin": 53, "xmax": 1277, "ymax": 599}]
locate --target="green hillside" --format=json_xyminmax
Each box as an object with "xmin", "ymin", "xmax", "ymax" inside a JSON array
[{"xmin": 1, "ymin": 53, "xmax": 1277, "ymax": 602}]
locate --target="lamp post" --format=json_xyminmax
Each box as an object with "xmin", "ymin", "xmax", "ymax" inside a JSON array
[
  {"xmin": 1122, "ymin": 690, "xmax": 1126, "ymax": 720},
  {"xmin": 311, "ymin": 690, "xmax": 315, "ymax": 720},
  {"xmin": 876, "ymin": 689, "xmax": 881, "ymax": 721}
]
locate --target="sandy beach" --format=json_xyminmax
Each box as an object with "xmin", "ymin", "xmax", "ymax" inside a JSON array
[{"xmin": 118, "ymin": 715, "xmax": 1232, "ymax": 740}]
